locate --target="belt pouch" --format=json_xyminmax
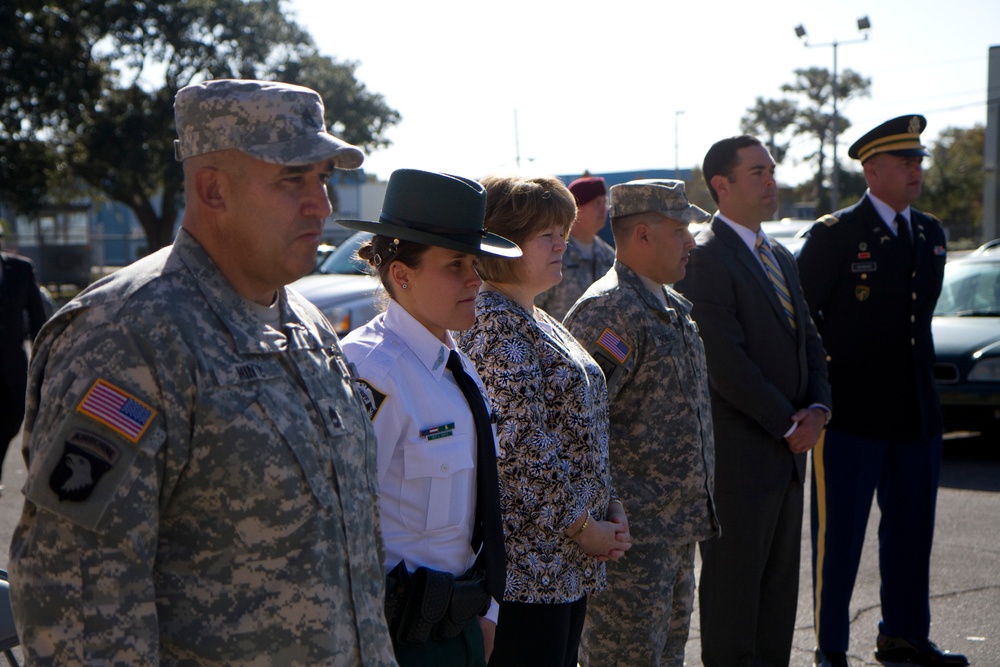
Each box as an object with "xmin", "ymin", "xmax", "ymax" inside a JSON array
[
  {"xmin": 433, "ymin": 570, "xmax": 491, "ymax": 640},
  {"xmin": 396, "ymin": 567, "xmax": 454, "ymax": 646}
]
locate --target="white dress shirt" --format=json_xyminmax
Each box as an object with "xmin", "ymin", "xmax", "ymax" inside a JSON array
[
  {"xmin": 865, "ymin": 189, "xmax": 912, "ymax": 236},
  {"xmin": 717, "ymin": 213, "xmax": 771, "ymax": 271},
  {"xmin": 342, "ymin": 301, "xmax": 499, "ymax": 581}
]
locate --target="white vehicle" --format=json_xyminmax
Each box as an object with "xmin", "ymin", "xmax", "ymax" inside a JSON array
[
  {"xmin": 291, "ymin": 232, "xmax": 382, "ymax": 336},
  {"xmin": 761, "ymin": 218, "xmax": 814, "ymax": 256}
]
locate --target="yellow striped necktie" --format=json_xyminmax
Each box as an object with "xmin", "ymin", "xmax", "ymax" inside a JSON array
[{"xmin": 756, "ymin": 233, "xmax": 797, "ymax": 330}]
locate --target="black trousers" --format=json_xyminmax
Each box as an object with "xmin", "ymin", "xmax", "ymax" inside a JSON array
[
  {"xmin": 0, "ymin": 362, "xmax": 26, "ymax": 478},
  {"xmin": 489, "ymin": 596, "xmax": 587, "ymax": 667},
  {"xmin": 699, "ymin": 475, "xmax": 804, "ymax": 667},
  {"xmin": 393, "ymin": 617, "xmax": 486, "ymax": 667}
]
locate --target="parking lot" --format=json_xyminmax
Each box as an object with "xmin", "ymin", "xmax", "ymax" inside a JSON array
[{"xmin": 686, "ymin": 432, "xmax": 1000, "ymax": 667}]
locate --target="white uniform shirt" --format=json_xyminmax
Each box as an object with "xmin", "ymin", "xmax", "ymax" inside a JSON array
[{"xmin": 342, "ymin": 300, "xmax": 499, "ymax": 580}]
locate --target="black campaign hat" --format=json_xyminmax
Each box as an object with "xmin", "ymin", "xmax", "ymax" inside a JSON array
[
  {"xmin": 848, "ymin": 114, "xmax": 930, "ymax": 163},
  {"xmin": 337, "ymin": 169, "xmax": 521, "ymax": 258}
]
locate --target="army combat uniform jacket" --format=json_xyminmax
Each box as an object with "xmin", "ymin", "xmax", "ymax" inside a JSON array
[
  {"xmin": 9, "ymin": 230, "xmax": 396, "ymax": 666},
  {"xmin": 566, "ymin": 261, "xmax": 717, "ymax": 543}
]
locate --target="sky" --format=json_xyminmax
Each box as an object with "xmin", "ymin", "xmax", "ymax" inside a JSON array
[{"xmin": 286, "ymin": 0, "xmax": 999, "ymax": 187}]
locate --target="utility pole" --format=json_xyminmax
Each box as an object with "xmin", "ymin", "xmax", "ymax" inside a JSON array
[{"xmin": 795, "ymin": 16, "xmax": 871, "ymax": 211}]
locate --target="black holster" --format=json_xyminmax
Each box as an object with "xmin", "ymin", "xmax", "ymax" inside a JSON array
[{"xmin": 384, "ymin": 562, "xmax": 491, "ymax": 646}]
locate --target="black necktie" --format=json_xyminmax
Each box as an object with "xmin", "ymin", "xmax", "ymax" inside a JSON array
[
  {"xmin": 895, "ymin": 213, "xmax": 914, "ymax": 255},
  {"xmin": 446, "ymin": 350, "xmax": 506, "ymax": 600}
]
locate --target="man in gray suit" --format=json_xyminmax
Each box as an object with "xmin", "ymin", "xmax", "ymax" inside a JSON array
[{"xmin": 674, "ymin": 135, "xmax": 831, "ymax": 667}]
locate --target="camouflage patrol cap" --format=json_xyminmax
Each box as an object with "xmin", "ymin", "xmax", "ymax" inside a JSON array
[
  {"xmin": 173, "ymin": 79, "xmax": 365, "ymax": 168},
  {"xmin": 610, "ymin": 179, "xmax": 710, "ymax": 223}
]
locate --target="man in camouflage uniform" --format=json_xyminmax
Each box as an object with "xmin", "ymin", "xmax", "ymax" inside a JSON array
[
  {"xmin": 536, "ymin": 176, "xmax": 616, "ymax": 320},
  {"xmin": 566, "ymin": 180, "xmax": 719, "ymax": 667},
  {"xmin": 9, "ymin": 79, "xmax": 397, "ymax": 666}
]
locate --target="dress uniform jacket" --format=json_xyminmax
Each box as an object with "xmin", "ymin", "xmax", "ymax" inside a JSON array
[
  {"xmin": 797, "ymin": 194, "xmax": 946, "ymax": 441},
  {"xmin": 456, "ymin": 289, "xmax": 612, "ymax": 604},
  {"xmin": 9, "ymin": 229, "xmax": 396, "ymax": 666},
  {"xmin": 536, "ymin": 236, "xmax": 616, "ymax": 321}
]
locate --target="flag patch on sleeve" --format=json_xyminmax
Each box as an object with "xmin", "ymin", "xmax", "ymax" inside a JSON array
[
  {"xmin": 77, "ymin": 379, "xmax": 157, "ymax": 443},
  {"xmin": 596, "ymin": 328, "xmax": 631, "ymax": 364}
]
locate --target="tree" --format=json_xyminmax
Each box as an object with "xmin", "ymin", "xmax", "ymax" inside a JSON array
[
  {"xmin": 685, "ymin": 167, "xmax": 717, "ymax": 215},
  {"xmin": 1, "ymin": 0, "xmax": 400, "ymax": 251},
  {"xmin": 921, "ymin": 125, "xmax": 985, "ymax": 243},
  {"xmin": 780, "ymin": 66, "xmax": 871, "ymax": 213},
  {"xmin": 740, "ymin": 97, "xmax": 798, "ymax": 164}
]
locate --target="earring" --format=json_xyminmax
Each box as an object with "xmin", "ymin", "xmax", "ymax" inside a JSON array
[{"xmin": 401, "ymin": 283, "xmax": 408, "ymax": 289}]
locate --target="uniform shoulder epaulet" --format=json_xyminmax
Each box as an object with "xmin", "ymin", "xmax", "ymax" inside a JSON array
[{"xmin": 819, "ymin": 214, "xmax": 840, "ymax": 227}]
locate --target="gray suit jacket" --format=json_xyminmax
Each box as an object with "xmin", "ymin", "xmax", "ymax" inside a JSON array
[{"xmin": 674, "ymin": 216, "xmax": 830, "ymax": 487}]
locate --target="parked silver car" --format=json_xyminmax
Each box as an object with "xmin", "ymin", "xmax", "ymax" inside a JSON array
[
  {"xmin": 762, "ymin": 219, "xmax": 813, "ymax": 256},
  {"xmin": 291, "ymin": 232, "xmax": 382, "ymax": 336}
]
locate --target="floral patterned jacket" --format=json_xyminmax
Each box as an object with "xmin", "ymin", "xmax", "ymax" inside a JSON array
[{"xmin": 456, "ymin": 289, "xmax": 613, "ymax": 604}]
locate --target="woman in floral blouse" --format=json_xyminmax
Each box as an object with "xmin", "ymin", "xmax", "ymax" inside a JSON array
[{"xmin": 456, "ymin": 174, "xmax": 632, "ymax": 667}]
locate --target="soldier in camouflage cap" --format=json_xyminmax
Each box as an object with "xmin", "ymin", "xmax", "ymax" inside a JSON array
[
  {"xmin": 608, "ymin": 178, "xmax": 711, "ymax": 222},
  {"xmin": 173, "ymin": 78, "xmax": 365, "ymax": 167},
  {"xmin": 565, "ymin": 178, "xmax": 718, "ymax": 667},
  {"xmin": 9, "ymin": 79, "xmax": 397, "ymax": 665},
  {"xmin": 536, "ymin": 176, "xmax": 615, "ymax": 321}
]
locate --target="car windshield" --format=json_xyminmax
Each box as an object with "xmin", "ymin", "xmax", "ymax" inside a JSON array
[
  {"xmin": 316, "ymin": 232, "xmax": 374, "ymax": 275},
  {"xmin": 934, "ymin": 260, "xmax": 1000, "ymax": 317}
]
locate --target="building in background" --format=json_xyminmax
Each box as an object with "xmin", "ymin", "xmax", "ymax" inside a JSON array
[{"xmin": 0, "ymin": 170, "xmax": 386, "ymax": 287}]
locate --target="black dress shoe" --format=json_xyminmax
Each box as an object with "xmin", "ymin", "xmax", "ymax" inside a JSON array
[
  {"xmin": 815, "ymin": 648, "xmax": 851, "ymax": 667},
  {"xmin": 874, "ymin": 633, "xmax": 969, "ymax": 666}
]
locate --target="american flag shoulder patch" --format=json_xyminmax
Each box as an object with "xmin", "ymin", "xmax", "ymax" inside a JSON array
[
  {"xmin": 596, "ymin": 328, "xmax": 631, "ymax": 364},
  {"xmin": 77, "ymin": 379, "xmax": 157, "ymax": 443}
]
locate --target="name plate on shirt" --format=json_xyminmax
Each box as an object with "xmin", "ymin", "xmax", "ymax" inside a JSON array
[{"xmin": 420, "ymin": 422, "xmax": 455, "ymax": 440}]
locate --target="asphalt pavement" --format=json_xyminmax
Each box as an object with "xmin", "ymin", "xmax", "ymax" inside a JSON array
[
  {"xmin": 0, "ymin": 432, "xmax": 997, "ymax": 666},
  {"xmin": 685, "ymin": 432, "xmax": 1000, "ymax": 667}
]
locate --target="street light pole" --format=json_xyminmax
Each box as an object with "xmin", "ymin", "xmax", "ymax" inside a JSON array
[
  {"xmin": 832, "ymin": 40, "xmax": 840, "ymax": 211},
  {"xmin": 795, "ymin": 16, "xmax": 870, "ymax": 212},
  {"xmin": 674, "ymin": 110, "xmax": 685, "ymax": 179}
]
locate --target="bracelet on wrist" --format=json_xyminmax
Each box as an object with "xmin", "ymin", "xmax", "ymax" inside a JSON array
[{"xmin": 568, "ymin": 510, "xmax": 590, "ymax": 539}]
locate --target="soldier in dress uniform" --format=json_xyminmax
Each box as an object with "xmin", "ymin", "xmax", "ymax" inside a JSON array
[
  {"xmin": 798, "ymin": 115, "xmax": 968, "ymax": 667},
  {"xmin": 536, "ymin": 176, "xmax": 616, "ymax": 320},
  {"xmin": 565, "ymin": 179, "xmax": 719, "ymax": 667},
  {"xmin": 8, "ymin": 79, "xmax": 397, "ymax": 666}
]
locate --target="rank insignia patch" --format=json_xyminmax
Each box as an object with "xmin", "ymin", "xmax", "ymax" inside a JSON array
[
  {"xmin": 77, "ymin": 379, "xmax": 156, "ymax": 443},
  {"xmin": 596, "ymin": 328, "xmax": 631, "ymax": 364},
  {"xmin": 49, "ymin": 430, "xmax": 120, "ymax": 501},
  {"xmin": 355, "ymin": 378, "xmax": 387, "ymax": 422}
]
